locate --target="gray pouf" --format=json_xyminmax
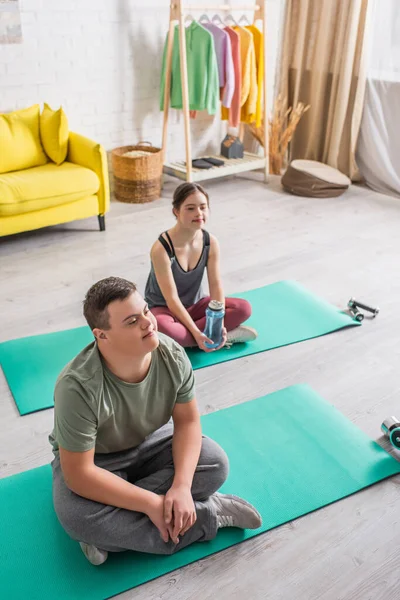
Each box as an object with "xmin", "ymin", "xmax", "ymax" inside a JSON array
[{"xmin": 281, "ymin": 159, "xmax": 351, "ymax": 198}]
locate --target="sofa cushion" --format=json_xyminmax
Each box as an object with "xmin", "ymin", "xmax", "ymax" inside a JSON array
[
  {"xmin": 0, "ymin": 105, "xmax": 48, "ymax": 174},
  {"xmin": 40, "ymin": 103, "xmax": 69, "ymax": 165},
  {"xmin": 0, "ymin": 162, "xmax": 100, "ymax": 217}
]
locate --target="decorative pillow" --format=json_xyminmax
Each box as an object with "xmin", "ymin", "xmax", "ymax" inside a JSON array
[
  {"xmin": 39, "ymin": 103, "xmax": 69, "ymax": 165},
  {"xmin": 0, "ymin": 104, "xmax": 48, "ymax": 174}
]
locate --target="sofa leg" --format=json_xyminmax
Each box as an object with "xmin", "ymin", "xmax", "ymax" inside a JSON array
[{"xmin": 98, "ymin": 215, "xmax": 106, "ymax": 231}]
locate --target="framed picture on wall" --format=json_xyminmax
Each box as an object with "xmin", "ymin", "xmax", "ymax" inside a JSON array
[{"xmin": 0, "ymin": 0, "xmax": 22, "ymax": 44}]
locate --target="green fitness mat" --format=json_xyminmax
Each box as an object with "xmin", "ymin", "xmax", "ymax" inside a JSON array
[
  {"xmin": 0, "ymin": 280, "xmax": 358, "ymax": 415},
  {"xmin": 1, "ymin": 385, "xmax": 399, "ymax": 600},
  {"xmin": 186, "ymin": 280, "xmax": 359, "ymax": 369}
]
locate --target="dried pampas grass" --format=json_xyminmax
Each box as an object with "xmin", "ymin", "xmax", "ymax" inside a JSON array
[{"xmin": 249, "ymin": 95, "xmax": 310, "ymax": 174}]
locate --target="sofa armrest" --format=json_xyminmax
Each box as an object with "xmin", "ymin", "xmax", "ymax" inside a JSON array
[{"xmin": 67, "ymin": 132, "xmax": 110, "ymax": 216}]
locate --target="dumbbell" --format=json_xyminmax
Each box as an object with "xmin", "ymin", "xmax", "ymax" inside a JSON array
[
  {"xmin": 348, "ymin": 305, "xmax": 364, "ymax": 322},
  {"xmin": 348, "ymin": 298, "xmax": 379, "ymax": 318},
  {"xmin": 381, "ymin": 417, "xmax": 400, "ymax": 450}
]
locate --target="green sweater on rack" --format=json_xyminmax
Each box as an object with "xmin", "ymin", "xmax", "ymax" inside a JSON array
[{"xmin": 160, "ymin": 21, "xmax": 219, "ymax": 115}]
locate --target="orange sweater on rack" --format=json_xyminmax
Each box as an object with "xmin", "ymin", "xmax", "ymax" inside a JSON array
[
  {"xmin": 234, "ymin": 26, "xmax": 257, "ymax": 123},
  {"xmin": 244, "ymin": 25, "xmax": 263, "ymax": 127}
]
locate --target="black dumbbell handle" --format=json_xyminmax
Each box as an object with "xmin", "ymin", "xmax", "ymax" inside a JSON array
[
  {"xmin": 353, "ymin": 300, "xmax": 379, "ymax": 314},
  {"xmin": 349, "ymin": 298, "xmax": 379, "ymax": 314}
]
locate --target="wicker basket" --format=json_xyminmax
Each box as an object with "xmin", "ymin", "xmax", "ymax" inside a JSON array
[{"xmin": 111, "ymin": 142, "xmax": 163, "ymax": 203}]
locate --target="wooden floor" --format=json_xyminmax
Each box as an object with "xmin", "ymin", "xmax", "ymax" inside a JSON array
[{"xmin": 1, "ymin": 173, "xmax": 400, "ymax": 600}]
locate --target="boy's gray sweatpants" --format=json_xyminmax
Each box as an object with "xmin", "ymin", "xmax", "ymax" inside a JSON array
[{"xmin": 52, "ymin": 423, "xmax": 229, "ymax": 555}]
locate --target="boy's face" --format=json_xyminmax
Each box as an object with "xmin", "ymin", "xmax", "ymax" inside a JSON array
[{"xmin": 93, "ymin": 291, "xmax": 159, "ymax": 356}]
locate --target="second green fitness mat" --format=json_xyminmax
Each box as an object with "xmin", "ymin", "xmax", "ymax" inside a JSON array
[{"xmin": 0, "ymin": 280, "xmax": 358, "ymax": 414}]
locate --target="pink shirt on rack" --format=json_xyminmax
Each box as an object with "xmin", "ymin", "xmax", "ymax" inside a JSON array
[
  {"xmin": 221, "ymin": 26, "xmax": 241, "ymax": 128},
  {"xmin": 201, "ymin": 22, "xmax": 235, "ymax": 108}
]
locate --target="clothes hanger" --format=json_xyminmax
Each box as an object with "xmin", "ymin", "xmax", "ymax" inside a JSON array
[
  {"xmin": 198, "ymin": 14, "xmax": 211, "ymax": 23},
  {"xmin": 225, "ymin": 14, "xmax": 238, "ymax": 26},
  {"xmin": 184, "ymin": 13, "xmax": 194, "ymax": 23},
  {"xmin": 238, "ymin": 14, "xmax": 251, "ymax": 26},
  {"xmin": 211, "ymin": 14, "xmax": 224, "ymax": 26}
]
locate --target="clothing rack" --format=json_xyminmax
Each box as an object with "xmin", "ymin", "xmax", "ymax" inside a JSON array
[{"xmin": 162, "ymin": 0, "xmax": 269, "ymax": 183}]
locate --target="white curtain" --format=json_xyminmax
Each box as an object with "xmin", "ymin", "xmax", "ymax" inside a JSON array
[{"xmin": 356, "ymin": 0, "xmax": 400, "ymax": 197}]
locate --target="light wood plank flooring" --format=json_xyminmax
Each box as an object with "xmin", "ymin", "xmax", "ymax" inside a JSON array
[{"xmin": 1, "ymin": 174, "xmax": 400, "ymax": 600}]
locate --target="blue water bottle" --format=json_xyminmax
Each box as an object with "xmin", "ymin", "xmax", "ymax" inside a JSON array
[{"xmin": 203, "ymin": 300, "xmax": 225, "ymax": 349}]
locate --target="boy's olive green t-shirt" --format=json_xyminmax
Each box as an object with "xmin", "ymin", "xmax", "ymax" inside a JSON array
[{"xmin": 49, "ymin": 333, "xmax": 195, "ymax": 455}]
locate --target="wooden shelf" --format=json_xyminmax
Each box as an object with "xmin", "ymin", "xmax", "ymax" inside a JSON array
[{"xmin": 163, "ymin": 152, "xmax": 266, "ymax": 182}]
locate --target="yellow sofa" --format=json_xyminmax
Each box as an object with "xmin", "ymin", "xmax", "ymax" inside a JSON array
[{"xmin": 0, "ymin": 109, "xmax": 110, "ymax": 237}]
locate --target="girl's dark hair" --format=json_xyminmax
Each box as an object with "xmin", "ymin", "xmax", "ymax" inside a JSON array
[{"xmin": 172, "ymin": 182, "xmax": 209, "ymax": 213}]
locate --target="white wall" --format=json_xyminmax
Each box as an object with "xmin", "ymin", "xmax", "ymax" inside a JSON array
[{"xmin": 0, "ymin": 0, "xmax": 284, "ymax": 160}]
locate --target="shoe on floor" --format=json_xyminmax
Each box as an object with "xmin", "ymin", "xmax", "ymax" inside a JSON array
[
  {"xmin": 211, "ymin": 492, "xmax": 262, "ymax": 529},
  {"xmin": 79, "ymin": 542, "xmax": 108, "ymax": 566},
  {"xmin": 226, "ymin": 325, "xmax": 258, "ymax": 345}
]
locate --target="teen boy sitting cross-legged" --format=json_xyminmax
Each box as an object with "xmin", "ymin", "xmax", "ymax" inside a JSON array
[{"xmin": 49, "ymin": 276, "xmax": 262, "ymax": 565}]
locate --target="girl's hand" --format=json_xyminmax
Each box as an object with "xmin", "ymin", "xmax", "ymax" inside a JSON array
[
  {"xmin": 194, "ymin": 328, "xmax": 227, "ymax": 352},
  {"xmin": 215, "ymin": 326, "xmax": 227, "ymax": 350},
  {"xmin": 194, "ymin": 331, "xmax": 216, "ymax": 352}
]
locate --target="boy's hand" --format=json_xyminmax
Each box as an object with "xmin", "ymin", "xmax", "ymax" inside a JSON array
[
  {"xmin": 164, "ymin": 483, "xmax": 197, "ymax": 543},
  {"xmin": 146, "ymin": 494, "xmax": 170, "ymax": 543}
]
